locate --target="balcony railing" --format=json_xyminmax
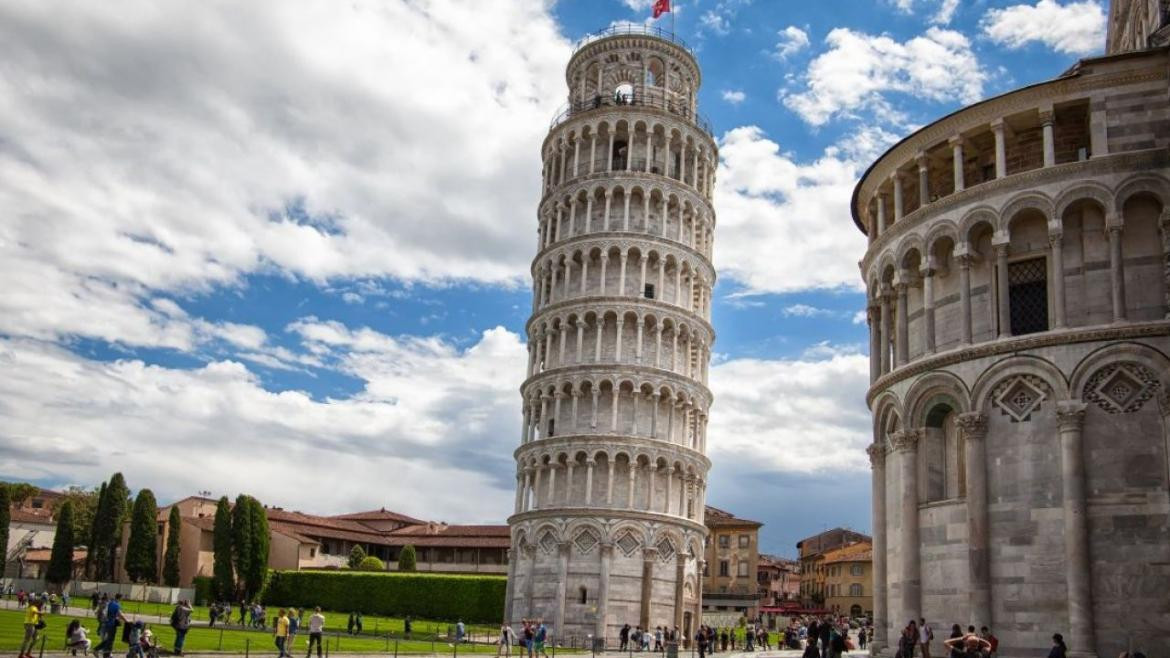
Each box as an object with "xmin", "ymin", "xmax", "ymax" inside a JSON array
[
  {"xmin": 550, "ymin": 91, "xmax": 714, "ymax": 136},
  {"xmin": 572, "ymin": 24, "xmax": 693, "ymax": 56}
]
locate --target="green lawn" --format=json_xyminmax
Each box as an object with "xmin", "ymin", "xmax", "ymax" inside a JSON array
[{"xmin": 0, "ymin": 608, "xmax": 504, "ymax": 654}]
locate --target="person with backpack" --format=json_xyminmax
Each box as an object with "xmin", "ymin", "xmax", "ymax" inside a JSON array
[
  {"xmin": 170, "ymin": 599, "xmax": 193, "ymax": 656},
  {"xmin": 919, "ymin": 619, "xmax": 934, "ymax": 658},
  {"xmin": 20, "ymin": 598, "xmax": 44, "ymax": 658},
  {"xmin": 94, "ymin": 594, "xmax": 126, "ymax": 658}
]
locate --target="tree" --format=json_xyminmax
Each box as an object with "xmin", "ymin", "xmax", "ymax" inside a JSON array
[
  {"xmin": 90, "ymin": 473, "xmax": 129, "ymax": 581},
  {"xmin": 357, "ymin": 555, "xmax": 385, "ymax": 571},
  {"xmin": 46, "ymin": 501, "xmax": 76, "ymax": 586},
  {"xmin": 58, "ymin": 486, "xmax": 99, "ymax": 547},
  {"xmin": 1, "ymin": 482, "xmax": 38, "ymax": 506},
  {"xmin": 243, "ymin": 497, "xmax": 270, "ymax": 598},
  {"xmin": 0, "ymin": 485, "xmax": 10, "ymax": 572},
  {"xmin": 125, "ymin": 489, "xmax": 159, "ymax": 582},
  {"xmin": 398, "ymin": 544, "xmax": 417, "ymax": 572},
  {"xmin": 348, "ymin": 544, "xmax": 367, "ymax": 569},
  {"xmin": 163, "ymin": 506, "xmax": 182, "ymax": 586},
  {"xmin": 84, "ymin": 482, "xmax": 107, "ymax": 578},
  {"xmin": 212, "ymin": 497, "xmax": 234, "ymax": 599},
  {"xmin": 231, "ymin": 494, "xmax": 253, "ymax": 598}
]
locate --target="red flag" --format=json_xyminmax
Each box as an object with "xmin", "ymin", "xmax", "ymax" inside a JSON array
[{"xmin": 652, "ymin": 0, "xmax": 670, "ymax": 19}]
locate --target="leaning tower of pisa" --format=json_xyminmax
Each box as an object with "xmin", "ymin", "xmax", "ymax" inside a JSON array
[{"xmin": 505, "ymin": 25, "xmax": 718, "ymax": 647}]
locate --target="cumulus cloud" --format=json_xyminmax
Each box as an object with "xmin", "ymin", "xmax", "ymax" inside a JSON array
[
  {"xmin": 888, "ymin": 0, "xmax": 962, "ymax": 24},
  {"xmin": 0, "ymin": 0, "xmax": 571, "ymax": 351},
  {"xmin": 713, "ymin": 126, "xmax": 873, "ymax": 294},
  {"xmin": 782, "ymin": 304, "xmax": 836, "ymax": 318},
  {"xmin": 721, "ymin": 90, "xmax": 747, "ymax": 105},
  {"xmin": 981, "ymin": 0, "xmax": 1106, "ymax": 55},
  {"xmin": 782, "ymin": 26, "xmax": 986, "ymax": 127},
  {"xmin": 773, "ymin": 26, "xmax": 811, "ymax": 59},
  {"xmin": 0, "ymin": 326, "xmax": 527, "ymax": 521},
  {"xmin": 707, "ymin": 350, "xmax": 872, "ymax": 473}
]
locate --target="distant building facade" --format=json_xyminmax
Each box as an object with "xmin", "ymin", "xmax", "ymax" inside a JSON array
[
  {"xmin": 756, "ymin": 554, "xmax": 799, "ymax": 605},
  {"xmin": 701, "ymin": 507, "xmax": 762, "ymax": 618},
  {"xmin": 820, "ymin": 541, "xmax": 872, "ymax": 619},
  {"xmin": 796, "ymin": 528, "xmax": 870, "ymax": 608}
]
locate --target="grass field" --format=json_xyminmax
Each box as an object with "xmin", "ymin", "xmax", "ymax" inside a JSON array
[{"xmin": 0, "ymin": 608, "xmax": 505, "ymax": 655}]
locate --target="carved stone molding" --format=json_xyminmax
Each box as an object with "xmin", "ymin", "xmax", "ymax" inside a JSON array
[
  {"xmin": 1055, "ymin": 400, "xmax": 1088, "ymax": 430},
  {"xmin": 956, "ymin": 412, "xmax": 989, "ymax": 439},
  {"xmin": 1081, "ymin": 361, "xmax": 1163, "ymax": 414},
  {"xmin": 890, "ymin": 429, "xmax": 921, "ymax": 453},
  {"xmin": 993, "ymin": 375, "xmax": 1051, "ymax": 423},
  {"xmin": 866, "ymin": 442, "xmax": 887, "ymax": 467}
]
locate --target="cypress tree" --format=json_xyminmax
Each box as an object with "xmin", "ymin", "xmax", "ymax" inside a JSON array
[
  {"xmin": 398, "ymin": 544, "xmax": 417, "ymax": 572},
  {"xmin": 93, "ymin": 473, "xmax": 130, "ymax": 580},
  {"xmin": 46, "ymin": 501, "xmax": 76, "ymax": 585},
  {"xmin": 244, "ymin": 497, "xmax": 270, "ymax": 598},
  {"xmin": 162, "ymin": 506, "xmax": 182, "ymax": 587},
  {"xmin": 0, "ymin": 485, "xmax": 10, "ymax": 573},
  {"xmin": 213, "ymin": 497, "xmax": 234, "ymax": 600},
  {"xmin": 231, "ymin": 494, "xmax": 253, "ymax": 598},
  {"xmin": 125, "ymin": 488, "xmax": 159, "ymax": 582},
  {"xmin": 85, "ymin": 481, "xmax": 107, "ymax": 578}
]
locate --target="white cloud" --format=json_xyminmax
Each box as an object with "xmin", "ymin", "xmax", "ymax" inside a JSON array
[
  {"xmin": 0, "ymin": 0, "xmax": 572, "ymax": 350},
  {"xmin": 708, "ymin": 350, "xmax": 872, "ymax": 473},
  {"xmin": 933, "ymin": 0, "xmax": 961, "ymax": 24},
  {"xmin": 713, "ymin": 126, "xmax": 872, "ymax": 294},
  {"xmin": 721, "ymin": 90, "xmax": 747, "ymax": 105},
  {"xmin": 701, "ymin": 11, "xmax": 731, "ymax": 35},
  {"xmin": 782, "ymin": 304, "xmax": 835, "ymax": 318},
  {"xmin": 773, "ymin": 26, "xmax": 811, "ymax": 59},
  {"xmin": 0, "ymin": 325, "xmax": 527, "ymax": 521},
  {"xmin": 981, "ymin": 0, "xmax": 1106, "ymax": 55},
  {"xmin": 782, "ymin": 26, "xmax": 986, "ymax": 127}
]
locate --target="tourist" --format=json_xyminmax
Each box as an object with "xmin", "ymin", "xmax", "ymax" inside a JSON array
[
  {"xmin": 355, "ymin": 612, "xmax": 363, "ymax": 634},
  {"xmin": 523, "ymin": 619, "xmax": 535, "ymax": 658},
  {"xmin": 66, "ymin": 619, "xmax": 92, "ymax": 655},
  {"xmin": 919, "ymin": 618, "xmax": 934, "ymax": 658},
  {"xmin": 896, "ymin": 621, "xmax": 918, "ymax": 658},
  {"xmin": 347, "ymin": 612, "xmax": 355, "ymax": 635},
  {"xmin": 127, "ymin": 621, "xmax": 145, "ymax": 658},
  {"xmin": 209, "ymin": 603, "xmax": 219, "ymax": 628},
  {"xmin": 305, "ymin": 608, "xmax": 325, "ymax": 658},
  {"xmin": 287, "ymin": 608, "xmax": 300, "ymax": 649},
  {"xmin": 497, "ymin": 622, "xmax": 514, "ymax": 657},
  {"xmin": 695, "ymin": 625, "xmax": 709, "ymax": 658},
  {"xmin": 95, "ymin": 593, "xmax": 126, "ymax": 658},
  {"xmin": 802, "ymin": 637, "xmax": 820, "ymax": 658},
  {"xmin": 274, "ymin": 608, "xmax": 290, "ymax": 658},
  {"xmin": 945, "ymin": 625, "xmax": 963, "ymax": 658},
  {"xmin": 819, "ymin": 619, "xmax": 832, "ymax": 658},
  {"xmin": 1047, "ymin": 634, "xmax": 1067, "ymax": 658},
  {"xmin": 980, "ymin": 627, "xmax": 998, "ymax": 658},
  {"xmin": 943, "ymin": 627, "xmax": 990, "ymax": 658},
  {"xmin": 744, "ymin": 625, "xmax": 754, "ymax": 652},
  {"xmin": 654, "ymin": 626, "xmax": 663, "ymax": 652},
  {"xmin": 19, "ymin": 597, "xmax": 43, "ymax": 658},
  {"xmin": 620, "ymin": 624, "xmax": 630, "ymax": 651},
  {"xmin": 456, "ymin": 619, "xmax": 466, "ymax": 643},
  {"xmin": 720, "ymin": 628, "xmax": 728, "ymax": 652},
  {"xmin": 534, "ymin": 619, "xmax": 549, "ymax": 658},
  {"xmin": 170, "ymin": 599, "xmax": 193, "ymax": 656},
  {"xmin": 705, "ymin": 626, "xmax": 714, "ymax": 654}
]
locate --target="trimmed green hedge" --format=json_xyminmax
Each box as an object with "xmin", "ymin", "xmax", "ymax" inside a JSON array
[
  {"xmin": 192, "ymin": 576, "xmax": 213, "ymax": 605},
  {"xmin": 263, "ymin": 570, "xmax": 505, "ymax": 623}
]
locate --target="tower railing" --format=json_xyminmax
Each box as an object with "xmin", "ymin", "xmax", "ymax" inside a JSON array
[
  {"xmin": 572, "ymin": 24, "xmax": 693, "ymax": 55},
  {"xmin": 549, "ymin": 91, "xmax": 714, "ymax": 136}
]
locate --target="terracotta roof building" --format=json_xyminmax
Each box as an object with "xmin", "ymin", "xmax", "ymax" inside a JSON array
[{"xmin": 702, "ymin": 506, "xmax": 763, "ymax": 619}]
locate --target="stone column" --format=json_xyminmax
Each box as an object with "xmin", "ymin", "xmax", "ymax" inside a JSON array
[
  {"xmin": 603, "ymin": 192, "xmax": 613, "ymax": 230},
  {"xmin": 894, "ymin": 278, "xmax": 909, "ymax": 367},
  {"xmin": 879, "ymin": 285, "xmax": 893, "ymax": 375},
  {"xmin": 1162, "ymin": 209, "xmax": 1170, "ymax": 318},
  {"xmin": 950, "ymin": 135, "xmax": 965, "ymax": 193},
  {"xmin": 958, "ymin": 412, "xmax": 991, "ymax": 629},
  {"xmin": 957, "ymin": 252, "xmax": 973, "ymax": 344},
  {"xmin": 514, "ymin": 472, "xmax": 524, "ymax": 513},
  {"xmin": 504, "ymin": 547, "xmax": 517, "ymax": 622},
  {"xmin": 599, "ymin": 254, "xmax": 609, "ymax": 296},
  {"xmin": 623, "ymin": 194, "xmax": 631, "ymax": 230},
  {"xmin": 1107, "ymin": 222, "xmax": 1126, "ymax": 322},
  {"xmin": 674, "ymin": 556, "xmax": 686, "ymax": 632},
  {"xmin": 991, "ymin": 119, "xmax": 1007, "ymax": 179},
  {"xmin": 525, "ymin": 545, "xmax": 538, "ymax": 616},
  {"xmin": 554, "ymin": 542, "xmax": 570, "ymax": 636},
  {"xmin": 597, "ymin": 543, "xmax": 613, "ymax": 641},
  {"xmin": 640, "ymin": 548, "xmax": 656, "ymax": 628},
  {"xmin": 868, "ymin": 442, "xmax": 889, "ymax": 651},
  {"xmin": 876, "ymin": 193, "xmax": 886, "ymax": 238},
  {"xmin": 615, "ymin": 317, "xmax": 625, "ymax": 362},
  {"xmin": 995, "ymin": 243, "xmax": 1012, "ymax": 337},
  {"xmin": 627, "ymin": 464, "xmax": 637, "ymax": 508},
  {"xmin": 1050, "ymin": 232, "xmax": 1067, "ymax": 328},
  {"xmin": 891, "ymin": 430, "xmax": 921, "ymax": 625},
  {"xmin": 892, "ymin": 172, "xmax": 905, "ymax": 222},
  {"xmin": 922, "ymin": 260, "xmax": 936, "ymax": 354},
  {"xmin": 618, "ymin": 253, "xmax": 629, "ymax": 296},
  {"xmin": 606, "ymin": 460, "xmax": 615, "ymax": 505},
  {"xmin": 868, "ymin": 304, "xmax": 881, "ymax": 383},
  {"xmin": 611, "ymin": 386, "xmax": 621, "ymax": 431},
  {"xmin": 585, "ymin": 459, "xmax": 595, "ymax": 505},
  {"xmin": 1040, "ymin": 108, "xmax": 1056, "ymax": 167},
  {"xmin": 1057, "ymin": 401, "xmax": 1097, "ymax": 658},
  {"xmin": 917, "ymin": 152, "xmax": 929, "ymax": 207},
  {"xmin": 585, "ymin": 196, "xmax": 594, "ymax": 234},
  {"xmin": 664, "ymin": 466, "xmax": 673, "ymax": 514},
  {"xmin": 576, "ymin": 323, "xmax": 585, "ymax": 362}
]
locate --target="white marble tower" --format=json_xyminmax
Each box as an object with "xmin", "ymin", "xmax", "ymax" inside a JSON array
[{"xmin": 505, "ymin": 25, "xmax": 718, "ymax": 647}]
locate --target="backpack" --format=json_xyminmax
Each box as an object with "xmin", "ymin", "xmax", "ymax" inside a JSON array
[{"xmin": 170, "ymin": 609, "xmax": 180, "ymax": 629}]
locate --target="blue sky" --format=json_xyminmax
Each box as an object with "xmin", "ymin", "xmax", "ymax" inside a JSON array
[{"xmin": 0, "ymin": 0, "xmax": 1108, "ymax": 556}]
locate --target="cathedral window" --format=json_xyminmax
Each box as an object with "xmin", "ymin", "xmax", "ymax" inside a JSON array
[{"xmin": 1009, "ymin": 257, "xmax": 1049, "ymax": 335}]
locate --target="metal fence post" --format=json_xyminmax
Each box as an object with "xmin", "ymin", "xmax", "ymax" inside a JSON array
[
  {"xmin": 38, "ymin": 633, "xmax": 46, "ymax": 658},
  {"xmin": 394, "ymin": 639, "xmax": 399, "ymax": 658},
  {"xmin": 246, "ymin": 637, "xmax": 251, "ymax": 658},
  {"xmin": 219, "ymin": 628, "xmax": 224, "ymax": 650}
]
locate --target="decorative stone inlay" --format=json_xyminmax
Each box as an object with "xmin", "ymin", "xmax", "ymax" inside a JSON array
[
  {"xmin": 1158, "ymin": 388, "xmax": 1170, "ymax": 416},
  {"xmin": 539, "ymin": 530, "xmax": 558, "ymax": 555},
  {"xmin": 574, "ymin": 529, "xmax": 599, "ymax": 554},
  {"xmin": 1082, "ymin": 362, "xmax": 1162, "ymax": 414},
  {"xmin": 956, "ymin": 412, "xmax": 989, "ymax": 439},
  {"xmin": 616, "ymin": 531, "xmax": 641, "ymax": 557},
  {"xmin": 993, "ymin": 375, "xmax": 1050, "ymax": 422},
  {"xmin": 656, "ymin": 537, "xmax": 676, "ymax": 562}
]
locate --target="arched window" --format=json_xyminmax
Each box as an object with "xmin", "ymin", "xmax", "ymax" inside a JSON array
[
  {"xmin": 579, "ymin": 586, "xmax": 588, "ymax": 604},
  {"xmin": 1007, "ymin": 208, "xmax": 1050, "ymax": 335},
  {"xmin": 921, "ymin": 399, "xmax": 965, "ymax": 502}
]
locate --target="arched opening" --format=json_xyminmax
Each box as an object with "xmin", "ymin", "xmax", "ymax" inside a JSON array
[
  {"xmin": 921, "ymin": 397, "xmax": 964, "ymax": 502},
  {"xmin": 614, "ymin": 82, "xmax": 634, "ymax": 105},
  {"xmin": 850, "ymin": 603, "xmax": 863, "ymax": 617},
  {"xmin": 1007, "ymin": 208, "xmax": 1050, "ymax": 335},
  {"xmin": 1121, "ymin": 192, "xmax": 1166, "ymax": 320},
  {"xmin": 578, "ymin": 586, "xmax": 588, "ymax": 604}
]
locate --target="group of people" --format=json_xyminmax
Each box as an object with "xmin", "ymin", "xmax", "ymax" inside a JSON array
[
  {"xmin": 496, "ymin": 618, "xmax": 550, "ymax": 657},
  {"xmin": 619, "ymin": 624, "xmax": 682, "ymax": 652},
  {"xmin": 14, "ymin": 588, "xmax": 69, "ymax": 612}
]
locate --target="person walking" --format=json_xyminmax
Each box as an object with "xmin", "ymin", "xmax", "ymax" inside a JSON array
[
  {"xmin": 620, "ymin": 624, "xmax": 630, "ymax": 651},
  {"xmin": 274, "ymin": 608, "xmax": 290, "ymax": 658},
  {"xmin": 497, "ymin": 622, "xmax": 514, "ymax": 657},
  {"xmin": 456, "ymin": 620, "xmax": 466, "ymax": 644},
  {"xmin": 1047, "ymin": 633, "xmax": 1067, "ymax": 658},
  {"xmin": 305, "ymin": 608, "xmax": 325, "ymax": 658},
  {"xmin": 695, "ymin": 626, "xmax": 709, "ymax": 658},
  {"xmin": 979, "ymin": 626, "xmax": 998, "ymax": 658},
  {"xmin": 919, "ymin": 619, "xmax": 934, "ymax": 658},
  {"xmin": 171, "ymin": 599, "xmax": 193, "ymax": 656},
  {"xmin": 347, "ymin": 612, "xmax": 355, "ymax": 636},
  {"xmin": 287, "ymin": 608, "xmax": 300, "ymax": 649},
  {"xmin": 95, "ymin": 593, "xmax": 126, "ymax": 658},
  {"xmin": 19, "ymin": 597, "xmax": 43, "ymax": 658}
]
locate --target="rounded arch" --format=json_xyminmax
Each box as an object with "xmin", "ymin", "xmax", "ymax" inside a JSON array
[
  {"xmin": 904, "ymin": 370, "xmax": 972, "ymax": 427},
  {"xmin": 1114, "ymin": 173, "xmax": 1170, "ymax": 212},
  {"xmin": 1053, "ymin": 181, "xmax": 1116, "ymax": 223},
  {"xmin": 970, "ymin": 355, "xmax": 1069, "ymax": 413},
  {"xmin": 1068, "ymin": 341, "xmax": 1170, "ymax": 397},
  {"xmin": 1000, "ymin": 192, "xmax": 1054, "ymax": 228},
  {"xmin": 959, "ymin": 206, "xmax": 999, "ymax": 241},
  {"xmin": 871, "ymin": 391, "xmax": 904, "ymax": 440}
]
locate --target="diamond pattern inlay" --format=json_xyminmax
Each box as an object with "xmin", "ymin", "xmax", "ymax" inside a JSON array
[
  {"xmin": 573, "ymin": 530, "xmax": 599, "ymax": 554},
  {"xmin": 539, "ymin": 531, "xmax": 557, "ymax": 554},
  {"xmin": 993, "ymin": 375, "xmax": 1049, "ymax": 423},
  {"xmin": 656, "ymin": 538, "xmax": 675, "ymax": 561},
  {"xmin": 1083, "ymin": 362, "xmax": 1161, "ymax": 414},
  {"xmin": 616, "ymin": 532, "xmax": 640, "ymax": 557}
]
